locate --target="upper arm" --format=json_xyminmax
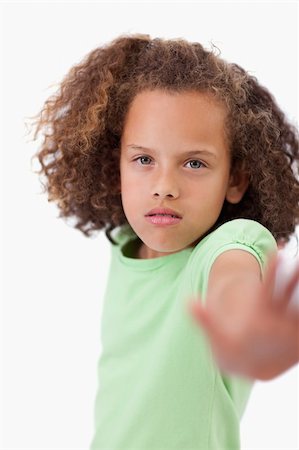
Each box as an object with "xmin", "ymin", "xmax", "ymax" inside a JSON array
[{"xmin": 206, "ymin": 249, "xmax": 263, "ymax": 309}]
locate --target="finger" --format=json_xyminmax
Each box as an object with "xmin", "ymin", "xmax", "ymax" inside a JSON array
[
  {"xmin": 286, "ymin": 308, "xmax": 299, "ymax": 328},
  {"xmin": 188, "ymin": 301, "xmax": 232, "ymax": 348},
  {"xmin": 259, "ymin": 251, "xmax": 281, "ymax": 306},
  {"xmin": 278, "ymin": 262, "xmax": 299, "ymax": 311},
  {"xmin": 188, "ymin": 301, "xmax": 212, "ymax": 331}
]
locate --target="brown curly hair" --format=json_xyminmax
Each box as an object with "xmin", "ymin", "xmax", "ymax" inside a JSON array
[{"xmin": 27, "ymin": 33, "xmax": 299, "ymax": 248}]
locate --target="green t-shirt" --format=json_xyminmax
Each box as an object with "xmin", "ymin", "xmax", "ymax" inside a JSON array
[{"xmin": 90, "ymin": 219, "xmax": 277, "ymax": 450}]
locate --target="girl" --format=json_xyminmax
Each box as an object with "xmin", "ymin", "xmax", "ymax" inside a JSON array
[{"xmin": 29, "ymin": 33, "xmax": 299, "ymax": 450}]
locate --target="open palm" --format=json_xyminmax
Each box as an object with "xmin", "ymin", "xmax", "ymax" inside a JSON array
[{"xmin": 189, "ymin": 253, "xmax": 299, "ymax": 380}]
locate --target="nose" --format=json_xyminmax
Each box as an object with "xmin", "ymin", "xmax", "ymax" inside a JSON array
[{"xmin": 152, "ymin": 170, "xmax": 179, "ymax": 199}]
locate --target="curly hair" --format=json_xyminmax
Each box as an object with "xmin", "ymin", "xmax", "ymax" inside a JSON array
[{"xmin": 27, "ymin": 32, "xmax": 299, "ymax": 249}]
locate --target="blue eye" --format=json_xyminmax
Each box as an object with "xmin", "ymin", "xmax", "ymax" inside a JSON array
[
  {"xmin": 133, "ymin": 156, "xmax": 206, "ymax": 169},
  {"xmin": 135, "ymin": 156, "xmax": 152, "ymax": 165},
  {"xmin": 186, "ymin": 160, "xmax": 205, "ymax": 169}
]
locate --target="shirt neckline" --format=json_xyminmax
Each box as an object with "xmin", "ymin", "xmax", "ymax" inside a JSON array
[{"xmin": 118, "ymin": 236, "xmax": 193, "ymax": 270}]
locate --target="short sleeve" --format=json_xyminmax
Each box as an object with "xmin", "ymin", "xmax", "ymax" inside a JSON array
[
  {"xmin": 191, "ymin": 219, "xmax": 278, "ymax": 303},
  {"xmin": 187, "ymin": 219, "xmax": 278, "ymax": 422}
]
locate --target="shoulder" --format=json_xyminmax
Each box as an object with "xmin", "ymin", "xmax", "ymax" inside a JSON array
[
  {"xmin": 205, "ymin": 219, "xmax": 277, "ymax": 263},
  {"xmin": 210, "ymin": 218, "xmax": 276, "ymax": 243},
  {"xmin": 188, "ymin": 219, "xmax": 278, "ymax": 300},
  {"xmin": 208, "ymin": 218, "xmax": 278, "ymax": 279}
]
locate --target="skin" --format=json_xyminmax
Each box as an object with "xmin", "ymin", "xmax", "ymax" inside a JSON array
[
  {"xmin": 189, "ymin": 250, "xmax": 299, "ymax": 380},
  {"xmin": 120, "ymin": 89, "xmax": 249, "ymax": 259},
  {"xmin": 119, "ymin": 88, "xmax": 299, "ymax": 380}
]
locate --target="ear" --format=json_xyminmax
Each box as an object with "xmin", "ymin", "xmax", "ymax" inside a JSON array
[{"xmin": 225, "ymin": 164, "xmax": 250, "ymax": 204}]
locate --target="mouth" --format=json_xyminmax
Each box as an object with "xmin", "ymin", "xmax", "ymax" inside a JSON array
[
  {"xmin": 147, "ymin": 213, "xmax": 179, "ymax": 218},
  {"xmin": 145, "ymin": 215, "xmax": 182, "ymax": 226},
  {"xmin": 145, "ymin": 208, "xmax": 182, "ymax": 219}
]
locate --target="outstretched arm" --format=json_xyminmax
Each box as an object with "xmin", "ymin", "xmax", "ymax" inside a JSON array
[{"xmin": 188, "ymin": 250, "xmax": 299, "ymax": 381}]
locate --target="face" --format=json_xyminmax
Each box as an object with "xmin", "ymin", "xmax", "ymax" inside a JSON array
[{"xmin": 120, "ymin": 89, "xmax": 248, "ymax": 259}]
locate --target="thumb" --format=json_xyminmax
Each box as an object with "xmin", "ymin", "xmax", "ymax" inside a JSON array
[{"xmin": 188, "ymin": 299, "xmax": 212, "ymax": 331}]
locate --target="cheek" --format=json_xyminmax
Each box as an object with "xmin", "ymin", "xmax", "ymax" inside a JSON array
[
  {"xmin": 120, "ymin": 164, "xmax": 130, "ymax": 190},
  {"xmin": 120, "ymin": 173, "xmax": 143, "ymax": 211},
  {"xmin": 121, "ymin": 174, "xmax": 139, "ymax": 196},
  {"xmin": 121, "ymin": 163, "xmax": 147, "ymax": 192},
  {"xmin": 186, "ymin": 179, "xmax": 227, "ymax": 207}
]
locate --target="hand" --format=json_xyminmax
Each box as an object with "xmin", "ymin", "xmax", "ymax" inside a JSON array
[{"xmin": 188, "ymin": 252, "xmax": 299, "ymax": 380}]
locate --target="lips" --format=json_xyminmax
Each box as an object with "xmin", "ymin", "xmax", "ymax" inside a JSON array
[{"xmin": 145, "ymin": 207, "xmax": 182, "ymax": 218}]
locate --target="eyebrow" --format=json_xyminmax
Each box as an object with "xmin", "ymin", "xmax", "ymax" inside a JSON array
[{"xmin": 126, "ymin": 145, "xmax": 217, "ymax": 160}]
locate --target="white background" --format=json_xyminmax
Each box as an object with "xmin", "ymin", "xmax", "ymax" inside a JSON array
[{"xmin": 1, "ymin": 1, "xmax": 298, "ymax": 449}]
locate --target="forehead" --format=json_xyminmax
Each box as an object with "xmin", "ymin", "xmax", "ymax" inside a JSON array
[{"xmin": 121, "ymin": 89, "xmax": 229, "ymax": 151}]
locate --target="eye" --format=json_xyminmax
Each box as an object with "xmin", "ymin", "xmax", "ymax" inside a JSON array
[
  {"xmin": 134, "ymin": 156, "xmax": 152, "ymax": 165},
  {"xmin": 185, "ymin": 159, "xmax": 206, "ymax": 169},
  {"xmin": 132, "ymin": 156, "xmax": 206, "ymax": 169}
]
